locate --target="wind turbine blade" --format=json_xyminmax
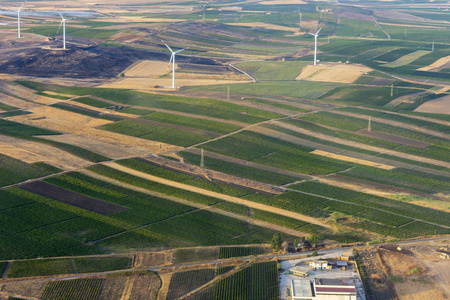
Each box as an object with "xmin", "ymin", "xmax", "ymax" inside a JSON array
[
  {"xmin": 316, "ymin": 25, "xmax": 324, "ymax": 35},
  {"xmin": 161, "ymin": 39, "xmax": 173, "ymax": 53},
  {"xmin": 167, "ymin": 54, "xmax": 174, "ymax": 70},
  {"xmin": 174, "ymin": 47, "xmax": 188, "ymax": 54},
  {"xmin": 56, "ymin": 20, "xmax": 63, "ymax": 34},
  {"xmin": 307, "ymin": 32, "xmax": 315, "ymax": 36},
  {"xmin": 57, "ymin": 9, "xmax": 63, "ymax": 19}
]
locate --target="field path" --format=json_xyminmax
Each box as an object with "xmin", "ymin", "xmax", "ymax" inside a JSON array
[
  {"xmin": 330, "ymin": 110, "xmax": 450, "ymax": 139},
  {"xmin": 97, "ymin": 162, "xmax": 330, "ymax": 228}
]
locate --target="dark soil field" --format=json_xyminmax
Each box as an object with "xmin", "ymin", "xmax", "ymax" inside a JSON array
[
  {"xmin": 0, "ymin": 44, "xmax": 221, "ymax": 79},
  {"xmin": 19, "ymin": 181, "xmax": 127, "ymax": 215}
]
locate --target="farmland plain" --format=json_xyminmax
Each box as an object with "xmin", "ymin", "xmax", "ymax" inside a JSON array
[{"xmin": 0, "ymin": 0, "xmax": 449, "ymax": 298}]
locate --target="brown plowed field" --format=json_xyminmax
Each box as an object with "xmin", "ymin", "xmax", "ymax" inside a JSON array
[{"xmin": 19, "ymin": 181, "xmax": 127, "ymax": 215}]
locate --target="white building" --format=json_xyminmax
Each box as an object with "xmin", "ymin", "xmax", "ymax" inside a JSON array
[{"xmin": 291, "ymin": 278, "xmax": 357, "ymax": 300}]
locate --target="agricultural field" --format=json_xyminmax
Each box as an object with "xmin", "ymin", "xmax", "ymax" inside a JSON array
[{"xmin": 0, "ymin": 0, "xmax": 450, "ymax": 298}]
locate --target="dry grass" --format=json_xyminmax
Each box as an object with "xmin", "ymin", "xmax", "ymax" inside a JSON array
[
  {"xmin": 311, "ymin": 150, "xmax": 395, "ymax": 169},
  {"xmin": 100, "ymin": 77, "xmax": 248, "ymax": 89},
  {"xmin": 418, "ymin": 55, "xmax": 450, "ymax": 71},
  {"xmin": 225, "ymin": 22, "xmax": 299, "ymax": 33},
  {"xmin": 414, "ymin": 94, "xmax": 450, "ymax": 114},
  {"xmin": 124, "ymin": 61, "xmax": 172, "ymax": 77},
  {"xmin": 296, "ymin": 63, "xmax": 372, "ymax": 83}
]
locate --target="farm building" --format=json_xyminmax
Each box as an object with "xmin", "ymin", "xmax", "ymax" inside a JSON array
[
  {"xmin": 309, "ymin": 261, "xmax": 332, "ymax": 270},
  {"xmin": 291, "ymin": 278, "xmax": 357, "ymax": 300},
  {"xmin": 290, "ymin": 266, "xmax": 310, "ymax": 277}
]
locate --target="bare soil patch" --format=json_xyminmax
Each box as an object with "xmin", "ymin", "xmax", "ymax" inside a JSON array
[
  {"xmin": 128, "ymin": 273, "xmax": 161, "ymax": 300},
  {"xmin": 357, "ymin": 129, "xmax": 430, "ymax": 149},
  {"xmin": 99, "ymin": 277, "xmax": 128, "ymax": 300},
  {"xmin": 414, "ymin": 94, "xmax": 450, "ymax": 114},
  {"xmin": 19, "ymin": 181, "xmax": 128, "ymax": 215},
  {"xmin": 311, "ymin": 149, "xmax": 395, "ymax": 170},
  {"xmin": 296, "ymin": 63, "xmax": 372, "ymax": 83},
  {"xmin": 378, "ymin": 248, "xmax": 448, "ymax": 299},
  {"xmin": 418, "ymin": 55, "xmax": 450, "ymax": 72},
  {"xmin": 134, "ymin": 251, "xmax": 172, "ymax": 268},
  {"xmin": 0, "ymin": 280, "xmax": 48, "ymax": 299}
]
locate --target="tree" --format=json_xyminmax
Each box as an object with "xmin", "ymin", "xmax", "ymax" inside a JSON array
[
  {"xmin": 271, "ymin": 233, "xmax": 282, "ymax": 252},
  {"xmin": 309, "ymin": 234, "xmax": 317, "ymax": 248},
  {"xmin": 294, "ymin": 238, "xmax": 299, "ymax": 250}
]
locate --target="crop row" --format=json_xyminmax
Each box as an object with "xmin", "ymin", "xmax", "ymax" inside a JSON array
[
  {"xmin": 290, "ymin": 181, "xmax": 450, "ymax": 227},
  {"xmin": 141, "ymin": 112, "xmax": 242, "ymax": 134},
  {"xmin": 40, "ymin": 278, "xmax": 105, "ymax": 300},
  {"xmin": 201, "ymin": 131, "xmax": 350, "ymax": 175},
  {"xmin": 236, "ymin": 61, "xmax": 308, "ymax": 81},
  {"xmin": 213, "ymin": 261, "xmax": 279, "ymax": 300},
  {"xmin": 0, "ymin": 154, "xmax": 59, "ymax": 187},
  {"xmin": 167, "ymin": 269, "xmax": 216, "ymax": 299},
  {"xmin": 187, "ymin": 81, "xmax": 341, "ymax": 100},
  {"xmin": 180, "ymin": 151, "xmax": 300, "ymax": 185},
  {"xmin": 337, "ymin": 107, "xmax": 449, "ymax": 132},
  {"xmin": 340, "ymin": 166, "xmax": 450, "ymax": 195},
  {"xmin": 218, "ymin": 247, "xmax": 265, "ymax": 259},
  {"xmin": 348, "ymin": 220, "xmax": 449, "ymax": 238},
  {"xmin": 100, "ymin": 119, "xmax": 212, "ymax": 147}
]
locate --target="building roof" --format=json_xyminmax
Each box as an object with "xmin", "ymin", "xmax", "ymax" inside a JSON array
[
  {"xmin": 292, "ymin": 279, "xmax": 313, "ymax": 297},
  {"xmin": 315, "ymin": 286, "xmax": 356, "ymax": 294},
  {"xmin": 336, "ymin": 260, "xmax": 348, "ymax": 266}
]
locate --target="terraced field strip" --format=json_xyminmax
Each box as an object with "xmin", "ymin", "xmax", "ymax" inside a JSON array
[
  {"xmin": 382, "ymin": 50, "xmax": 431, "ymax": 68},
  {"xmin": 262, "ymin": 121, "xmax": 450, "ymax": 169},
  {"xmin": 98, "ymin": 162, "xmax": 330, "ymax": 228},
  {"xmin": 311, "ymin": 150, "xmax": 395, "ymax": 170},
  {"xmin": 79, "ymin": 170, "xmax": 315, "ymax": 238},
  {"xmin": 330, "ymin": 110, "xmax": 450, "ymax": 140},
  {"xmin": 18, "ymin": 181, "xmax": 127, "ymax": 215}
]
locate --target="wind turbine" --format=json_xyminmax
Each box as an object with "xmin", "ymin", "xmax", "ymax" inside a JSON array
[
  {"xmin": 161, "ymin": 39, "xmax": 188, "ymax": 89},
  {"xmin": 57, "ymin": 10, "xmax": 71, "ymax": 50},
  {"xmin": 308, "ymin": 25, "xmax": 323, "ymax": 66},
  {"xmin": 17, "ymin": 1, "xmax": 26, "ymax": 38}
]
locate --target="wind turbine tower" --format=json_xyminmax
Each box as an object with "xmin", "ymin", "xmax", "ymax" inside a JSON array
[
  {"xmin": 308, "ymin": 25, "xmax": 323, "ymax": 66},
  {"xmin": 57, "ymin": 10, "xmax": 68, "ymax": 49},
  {"xmin": 161, "ymin": 39, "xmax": 188, "ymax": 89},
  {"xmin": 17, "ymin": 1, "xmax": 26, "ymax": 38}
]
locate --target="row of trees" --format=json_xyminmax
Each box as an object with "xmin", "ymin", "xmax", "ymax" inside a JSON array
[{"xmin": 271, "ymin": 233, "xmax": 318, "ymax": 252}]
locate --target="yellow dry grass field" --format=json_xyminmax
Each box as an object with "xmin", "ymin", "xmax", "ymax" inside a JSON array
[
  {"xmin": 418, "ymin": 55, "xmax": 450, "ymax": 71},
  {"xmin": 311, "ymin": 150, "xmax": 395, "ymax": 169},
  {"xmin": 296, "ymin": 63, "xmax": 372, "ymax": 83},
  {"xmin": 259, "ymin": 0, "xmax": 306, "ymax": 4},
  {"xmin": 225, "ymin": 22, "xmax": 299, "ymax": 33},
  {"xmin": 10, "ymin": 106, "xmax": 181, "ymax": 157},
  {"xmin": 414, "ymin": 94, "xmax": 450, "ymax": 114},
  {"xmin": 124, "ymin": 60, "xmax": 172, "ymax": 77},
  {"xmin": 100, "ymin": 77, "xmax": 249, "ymax": 89},
  {"xmin": 0, "ymin": 135, "xmax": 91, "ymax": 169}
]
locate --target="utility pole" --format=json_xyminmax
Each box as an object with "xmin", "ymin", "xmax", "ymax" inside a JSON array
[
  {"xmin": 390, "ymin": 84, "xmax": 393, "ymax": 97},
  {"xmin": 227, "ymin": 86, "xmax": 230, "ymax": 101},
  {"xmin": 432, "ymin": 40, "xmax": 434, "ymax": 52},
  {"xmin": 368, "ymin": 116, "xmax": 371, "ymax": 132},
  {"xmin": 200, "ymin": 148, "xmax": 204, "ymax": 168}
]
